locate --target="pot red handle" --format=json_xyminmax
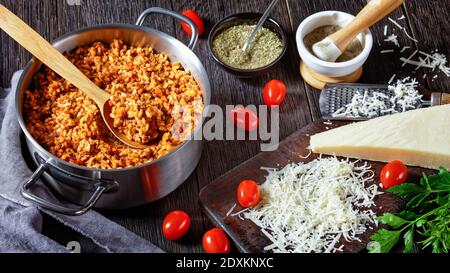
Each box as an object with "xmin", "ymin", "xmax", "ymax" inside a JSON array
[{"xmin": 136, "ymin": 7, "xmax": 198, "ymax": 50}]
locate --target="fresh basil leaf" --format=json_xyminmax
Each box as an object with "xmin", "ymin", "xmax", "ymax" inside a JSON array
[
  {"xmin": 369, "ymin": 229, "xmax": 402, "ymax": 253},
  {"xmin": 430, "ymin": 183, "xmax": 450, "ymax": 192},
  {"xmin": 435, "ymin": 194, "xmax": 448, "ymax": 206},
  {"xmin": 378, "ymin": 213, "xmax": 410, "ymax": 228},
  {"xmin": 416, "ymin": 219, "xmax": 426, "ymax": 227},
  {"xmin": 367, "ymin": 241, "xmax": 381, "ymax": 253},
  {"xmin": 438, "ymin": 167, "xmax": 450, "ymax": 181},
  {"xmin": 432, "ymin": 239, "xmax": 443, "ymax": 253},
  {"xmin": 420, "ymin": 173, "xmax": 431, "ymax": 191},
  {"xmin": 420, "ymin": 235, "xmax": 434, "ymax": 250},
  {"xmin": 388, "ymin": 183, "xmax": 425, "ymax": 200},
  {"xmin": 398, "ymin": 211, "xmax": 419, "ymax": 221},
  {"xmin": 443, "ymin": 235, "xmax": 450, "ymax": 253},
  {"xmin": 375, "ymin": 168, "xmax": 450, "ymax": 254},
  {"xmin": 403, "ymin": 227, "xmax": 415, "ymax": 253},
  {"xmin": 407, "ymin": 192, "xmax": 428, "ymax": 209},
  {"xmin": 422, "ymin": 168, "xmax": 450, "ymax": 192}
]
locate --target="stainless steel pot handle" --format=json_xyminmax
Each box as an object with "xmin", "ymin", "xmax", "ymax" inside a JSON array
[
  {"xmin": 21, "ymin": 161, "xmax": 106, "ymax": 216},
  {"xmin": 136, "ymin": 7, "xmax": 198, "ymax": 50}
]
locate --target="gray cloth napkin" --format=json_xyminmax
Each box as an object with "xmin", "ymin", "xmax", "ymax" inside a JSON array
[{"xmin": 0, "ymin": 71, "xmax": 163, "ymax": 253}]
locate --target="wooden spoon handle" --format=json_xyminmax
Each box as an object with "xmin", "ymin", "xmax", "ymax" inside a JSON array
[
  {"xmin": 0, "ymin": 4, "xmax": 110, "ymax": 106},
  {"xmin": 330, "ymin": 0, "xmax": 404, "ymax": 52}
]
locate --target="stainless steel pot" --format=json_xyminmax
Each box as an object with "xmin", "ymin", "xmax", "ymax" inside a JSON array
[{"xmin": 15, "ymin": 7, "xmax": 211, "ymax": 215}]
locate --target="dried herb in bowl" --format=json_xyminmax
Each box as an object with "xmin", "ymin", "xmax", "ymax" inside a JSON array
[{"xmin": 212, "ymin": 24, "xmax": 283, "ymax": 70}]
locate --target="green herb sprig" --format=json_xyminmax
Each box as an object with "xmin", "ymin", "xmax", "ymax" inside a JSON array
[{"xmin": 368, "ymin": 167, "xmax": 450, "ymax": 253}]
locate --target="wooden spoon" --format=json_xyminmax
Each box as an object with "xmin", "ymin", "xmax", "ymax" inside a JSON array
[
  {"xmin": 0, "ymin": 4, "xmax": 150, "ymax": 149},
  {"xmin": 312, "ymin": 0, "xmax": 404, "ymax": 62}
]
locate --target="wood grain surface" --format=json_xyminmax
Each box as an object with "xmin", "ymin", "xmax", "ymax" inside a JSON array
[
  {"xmin": 1, "ymin": 0, "xmax": 449, "ymax": 253},
  {"xmin": 199, "ymin": 120, "xmax": 435, "ymax": 253}
]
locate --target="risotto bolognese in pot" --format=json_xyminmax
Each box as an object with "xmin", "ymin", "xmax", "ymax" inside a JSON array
[{"xmin": 15, "ymin": 7, "xmax": 211, "ymax": 215}]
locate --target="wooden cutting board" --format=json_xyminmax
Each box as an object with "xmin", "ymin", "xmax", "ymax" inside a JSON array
[{"xmin": 199, "ymin": 120, "xmax": 434, "ymax": 253}]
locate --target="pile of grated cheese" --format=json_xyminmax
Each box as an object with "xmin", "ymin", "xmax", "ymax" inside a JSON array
[
  {"xmin": 382, "ymin": 17, "xmax": 450, "ymax": 79},
  {"xmin": 243, "ymin": 157, "xmax": 381, "ymax": 253},
  {"xmin": 400, "ymin": 51, "xmax": 450, "ymax": 77},
  {"xmin": 332, "ymin": 77, "xmax": 422, "ymax": 118}
]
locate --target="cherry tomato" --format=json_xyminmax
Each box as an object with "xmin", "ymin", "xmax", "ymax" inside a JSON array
[
  {"xmin": 180, "ymin": 10, "xmax": 204, "ymax": 36},
  {"xmin": 237, "ymin": 180, "xmax": 261, "ymax": 208},
  {"xmin": 228, "ymin": 106, "xmax": 259, "ymax": 132},
  {"xmin": 380, "ymin": 160, "xmax": 408, "ymax": 189},
  {"xmin": 202, "ymin": 228, "xmax": 230, "ymax": 253},
  {"xmin": 263, "ymin": 80, "xmax": 286, "ymax": 107},
  {"xmin": 162, "ymin": 210, "xmax": 191, "ymax": 241}
]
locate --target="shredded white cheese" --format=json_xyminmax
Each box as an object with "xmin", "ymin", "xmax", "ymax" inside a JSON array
[
  {"xmin": 231, "ymin": 207, "xmax": 250, "ymax": 217},
  {"xmin": 296, "ymin": 149, "xmax": 312, "ymax": 159},
  {"xmin": 384, "ymin": 34, "xmax": 400, "ymax": 47},
  {"xmin": 382, "ymin": 17, "xmax": 449, "ymax": 78},
  {"xmin": 388, "ymin": 74, "xmax": 396, "ymax": 84},
  {"xmin": 226, "ymin": 203, "xmax": 237, "ymax": 217},
  {"xmin": 402, "ymin": 49, "xmax": 418, "ymax": 67},
  {"xmin": 387, "ymin": 77, "xmax": 422, "ymax": 112},
  {"xmin": 243, "ymin": 157, "xmax": 381, "ymax": 253},
  {"xmin": 400, "ymin": 46, "xmax": 410, "ymax": 53},
  {"xmin": 332, "ymin": 77, "xmax": 422, "ymax": 118},
  {"xmin": 388, "ymin": 17, "xmax": 403, "ymax": 30},
  {"xmin": 333, "ymin": 91, "xmax": 390, "ymax": 118},
  {"xmin": 402, "ymin": 28, "xmax": 418, "ymax": 42},
  {"xmin": 401, "ymin": 51, "xmax": 450, "ymax": 76},
  {"xmin": 380, "ymin": 49, "xmax": 394, "ymax": 54},
  {"xmin": 260, "ymin": 166, "xmax": 278, "ymax": 172},
  {"xmin": 388, "ymin": 17, "xmax": 418, "ymax": 42}
]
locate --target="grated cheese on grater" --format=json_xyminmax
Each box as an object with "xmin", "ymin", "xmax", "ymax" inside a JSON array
[
  {"xmin": 332, "ymin": 77, "xmax": 422, "ymax": 118},
  {"xmin": 387, "ymin": 77, "xmax": 422, "ymax": 112},
  {"xmin": 243, "ymin": 157, "xmax": 380, "ymax": 253}
]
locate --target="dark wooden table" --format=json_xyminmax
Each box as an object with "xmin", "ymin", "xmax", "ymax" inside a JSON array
[{"xmin": 1, "ymin": 0, "xmax": 449, "ymax": 253}]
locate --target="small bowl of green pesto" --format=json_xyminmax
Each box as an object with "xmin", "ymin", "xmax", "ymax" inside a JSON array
[{"xmin": 208, "ymin": 13, "xmax": 287, "ymax": 77}]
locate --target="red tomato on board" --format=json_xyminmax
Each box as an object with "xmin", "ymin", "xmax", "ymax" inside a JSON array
[
  {"xmin": 237, "ymin": 180, "xmax": 261, "ymax": 208},
  {"xmin": 180, "ymin": 10, "xmax": 204, "ymax": 36},
  {"xmin": 162, "ymin": 210, "xmax": 191, "ymax": 241},
  {"xmin": 202, "ymin": 228, "xmax": 230, "ymax": 253},
  {"xmin": 228, "ymin": 106, "xmax": 259, "ymax": 132},
  {"xmin": 263, "ymin": 80, "xmax": 286, "ymax": 107},
  {"xmin": 380, "ymin": 160, "xmax": 408, "ymax": 189}
]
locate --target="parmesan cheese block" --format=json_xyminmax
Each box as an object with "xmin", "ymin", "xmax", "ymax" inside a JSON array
[{"xmin": 310, "ymin": 105, "xmax": 450, "ymax": 170}]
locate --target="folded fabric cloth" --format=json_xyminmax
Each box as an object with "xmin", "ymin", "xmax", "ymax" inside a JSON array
[{"xmin": 0, "ymin": 71, "xmax": 163, "ymax": 253}]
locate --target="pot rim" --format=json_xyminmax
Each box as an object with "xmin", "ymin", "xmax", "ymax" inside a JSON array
[{"xmin": 16, "ymin": 23, "xmax": 211, "ymax": 173}]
